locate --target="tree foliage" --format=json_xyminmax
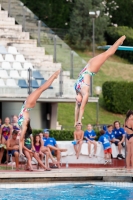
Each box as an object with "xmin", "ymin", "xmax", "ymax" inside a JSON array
[
  {"xmin": 21, "ymin": 0, "xmax": 72, "ymax": 29},
  {"xmin": 21, "ymin": 0, "xmax": 109, "ymax": 49},
  {"xmin": 106, "ymin": 0, "xmax": 133, "ymax": 28},
  {"xmin": 67, "ymin": 0, "xmax": 109, "ymax": 49},
  {"xmin": 102, "ymin": 81, "xmax": 133, "ymax": 114},
  {"xmin": 32, "ymin": 129, "xmax": 100, "ymax": 141},
  {"xmin": 105, "ymin": 26, "xmax": 133, "ymax": 63}
]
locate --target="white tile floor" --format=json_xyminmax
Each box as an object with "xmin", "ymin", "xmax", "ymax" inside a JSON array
[{"xmin": 0, "ymin": 182, "xmax": 133, "ymax": 188}]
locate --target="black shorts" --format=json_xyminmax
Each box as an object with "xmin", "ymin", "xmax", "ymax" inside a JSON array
[
  {"xmin": 8, "ymin": 150, "xmax": 19, "ymax": 157},
  {"xmin": 113, "ymin": 136, "xmax": 124, "ymax": 147}
]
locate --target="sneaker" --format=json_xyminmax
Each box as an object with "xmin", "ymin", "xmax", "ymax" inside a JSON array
[
  {"xmin": 120, "ymin": 154, "xmax": 125, "ymax": 159},
  {"xmin": 117, "ymin": 154, "xmax": 123, "ymax": 160},
  {"xmin": 8, "ymin": 162, "xmax": 16, "ymax": 166}
]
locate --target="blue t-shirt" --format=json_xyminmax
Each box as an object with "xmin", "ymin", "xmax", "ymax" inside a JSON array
[
  {"xmin": 113, "ymin": 127, "xmax": 125, "ymax": 138},
  {"xmin": 106, "ymin": 131, "xmax": 115, "ymax": 141},
  {"xmin": 98, "ymin": 134, "xmax": 111, "ymax": 150},
  {"xmin": 43, "ymin": 137, "xmax": 47, "ymax": 145},
  {"xmin": 84, "ymin": 130, "xmax": 96, "ymax": 141},
  {"xmin": 43, "ymin": 137, "xmax": 57, "ymax": 147}
]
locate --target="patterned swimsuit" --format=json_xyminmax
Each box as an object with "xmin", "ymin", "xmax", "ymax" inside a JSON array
[
  {"xmin": 74, "ymin": 64, "xmax": 95, "ymax": 93},
  {"xmin": 24, "ymin": 136, "xmax": 32, "ymax": 150},
  {"xmin": 13, "ymin": 123, "xmax": 20, "ymax": 131},
  {"xmin": 2, "ymin": 125, "xmax": 10, "ymax": 140},
  {"xmin": 18, "ymin": 101, "xmax": 32, "ymax": 127}
]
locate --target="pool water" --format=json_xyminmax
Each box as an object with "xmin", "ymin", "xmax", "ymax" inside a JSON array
[{"xmin": 0, "ymin": 183, "xmax": 133, "ymax": 200}]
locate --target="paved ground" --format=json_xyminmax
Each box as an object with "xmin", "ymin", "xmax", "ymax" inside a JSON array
[{"xmin": 0, "ymin": 167, "xmax": 132, "ymax": 178}]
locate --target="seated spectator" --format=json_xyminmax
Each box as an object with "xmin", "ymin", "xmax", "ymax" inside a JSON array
[
  {"xmin": 11, "ymin": 115, "xmax": 20, "ymax": 131},
  {"xmin": 106, "ymin": 125, "xmax": 115, "ymax": 141},
  {"xmin": 23, "ymin": 121, "xmax": 51, "ymax": 171},
  {"xmin": 11, "ymin": 115, "xmax": 21, "ymax": 140},
  {"xmin": 6, "ymin": 130, "xmax": 19, "ymax": 171},
  {"xmin": 33, "ymin": 134, "xmax": 58, "ymax": 168},
  {"xmin": 113, "ymin": 121, "xmax": 125, "ymax": 159},
  {"xmin": 98, "ymin": 130, "xmax": 112, "ymax": 164},
  {"xmin": 72, "ymin": 123, "xmax": 84, "ymax": 159},
  {"xmin": 33, "ymin": 134, "xmax": 45, "ymax": 161},
  {"xmin": 84, "ymin": 124, "xmax": 97, "ymax": 158},
  {"xmin": 106, "ymin": 124, "xmax": 120, "ymax": 143},
  {"xmin": 43, "ymin": 129, "xmax": 67, "ymax": 168},
  {"xmin": 39, "ymin": 133, "xmax": 43, "ymax": 140},
  {"xmin": 0, "ymin": 117, "xmax": 13, "ymax": 164}
]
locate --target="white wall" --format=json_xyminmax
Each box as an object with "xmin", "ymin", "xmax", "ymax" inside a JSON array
[
  {"xmin": 50, "ymin": 103, "xmax": 58, "ymax": 129},
  {"xmin": 2, "ymin": 102, "xmax": 42, "ymax": 129},
  {"xmin": 2, "ymin": 101, "xmax": 58, "ymax": 129}
]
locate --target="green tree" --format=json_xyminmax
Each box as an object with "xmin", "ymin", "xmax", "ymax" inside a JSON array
[
  {"xmin": 21, "ymin": 0, "xmax": 72, "ymax": 29},
  {"xmin": 106, "ymin": 0, "xmax": 133, "ymax": 28},
  {"xmin": 67, "ymin": 0, "xmax": 109, "ymax": 49}
]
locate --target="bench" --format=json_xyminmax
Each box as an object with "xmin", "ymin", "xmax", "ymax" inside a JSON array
[{"xmin": 57, "ymin": 141, "xmax": 125, "ymax": 164}]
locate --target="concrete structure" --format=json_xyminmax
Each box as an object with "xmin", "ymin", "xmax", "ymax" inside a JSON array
[
  {"xmin": 0, "ymin": 3, "xmax": 99, "ymax": 129},
  {"xmin": 0, "ymin": 4, "xmax": 65, "ymax": 128},
  {"xmin": 45, "ymin": 141, "xmax": 125, "ymax": 165},
  {"xmin": 0, "ymin": 168, "xmax": 132, "ymax": 183}
]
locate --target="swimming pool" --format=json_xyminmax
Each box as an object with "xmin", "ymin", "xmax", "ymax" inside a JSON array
[{"xmin": 0, "ymin": 182, "xmax": 133, "ymax": 200}]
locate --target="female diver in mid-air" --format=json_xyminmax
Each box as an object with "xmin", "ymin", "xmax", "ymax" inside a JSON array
[
  {"xmin": 74, "ymin": 35, "xmax": 126, "ymax": 126},
  {"xmin": 18, "ymin": 70, "xmax": 60, "ymax": 156}
]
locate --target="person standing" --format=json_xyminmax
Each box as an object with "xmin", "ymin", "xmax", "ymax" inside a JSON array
[
  {"xmin": 0, "ymin": 117, "xmax": 13, "ymax": 164},
  {"xmin": 72, "ymin": 123, "xmax": 84, "ymax": 159},
  {"xmin": 124, "ymin": 110, "xmax": 133, "ymax": 169},
  {"xmin": 84, "ymin": 124, "xmax": 97, "ymax": 157},
  {"xmin": 98, "ymin": 130, "xmax": 112, "ymax": 164}
]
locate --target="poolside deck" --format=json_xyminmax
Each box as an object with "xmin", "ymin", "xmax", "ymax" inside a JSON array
[{"xmin": 0, "ymin": 167, "xmax": 133, "ymax": 183}]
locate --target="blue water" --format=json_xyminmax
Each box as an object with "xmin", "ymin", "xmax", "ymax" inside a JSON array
[{"xmin": 0, "ymin": 183, "xmax": 133, "ymax": 200}]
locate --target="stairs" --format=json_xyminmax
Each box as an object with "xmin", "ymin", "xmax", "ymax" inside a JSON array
[
  {"xmin": 0, "ymin": 1, "xmax": 76, "ymax": 98},
  {"xmin": 0, "ymin": 0, "xmax": 87, "ymax": 78}
]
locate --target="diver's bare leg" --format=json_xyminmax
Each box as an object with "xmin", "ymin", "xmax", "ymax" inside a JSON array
[
  {"xmin": 25, "ymin": 70, "xmax": 60, "ymax": 108},
  {"xmin": 88, "ymin": 36, "xmax": 126, "ymax": 73}
]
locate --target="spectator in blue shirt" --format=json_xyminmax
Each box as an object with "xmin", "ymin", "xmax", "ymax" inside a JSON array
[
  {"xmin": 43, "ymin": 129, "xmax": 67, "ymax": 168},
  {"xmin": 98, "ymin": 130, "xmax": 112, "ymax": 164},
  {"xmin": 113, "ymin": 121, "xmax": 125, "ymax": 160},
  {"xmin": 106, "ymin": 124, "xmax": 120, "ymax": 143},
  {"xmin": 84, "ymin": 124, "xmax": 97, "ymax": 157},
  {"xmin": 106, "ymin": 125, "xmax": 115, "ymax": 141},
  {"xmin": 103, "ymin": 125, "xmax": 107, "ymax": 132}
]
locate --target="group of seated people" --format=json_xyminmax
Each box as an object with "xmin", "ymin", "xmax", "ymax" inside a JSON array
[
  {"xmin": 73, "ymin": 121, "xmax": 125, "ymax": 164},
  {"xmin": 0, "ymin": 116, "xmax": 67, "ymax": 171},
  {"xmin": 0, "ymin": 115, "xmax": 126, "ymax": 170}
]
